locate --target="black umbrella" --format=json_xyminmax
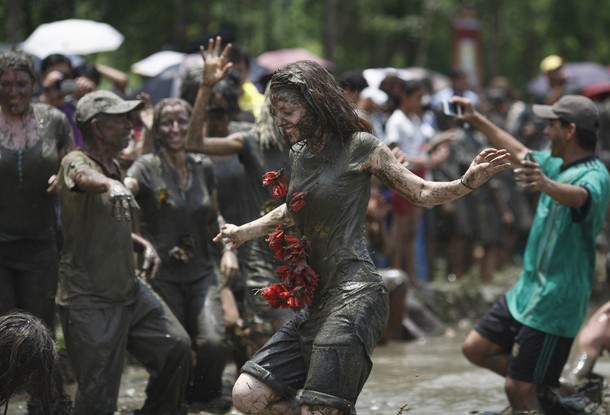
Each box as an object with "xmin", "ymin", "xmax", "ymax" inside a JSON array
[{"xmin": 130, "ymin": 63, "xmax": 180, "ymax": 104}]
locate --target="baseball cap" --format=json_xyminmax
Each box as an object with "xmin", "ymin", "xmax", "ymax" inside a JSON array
[
  {"xmin": 532, "ymin": 95, "xmax": 599, "ymax": 132},
  {"xmin": 75, "ymin": 90, "xmax": 144, "ymax": 127},
  {"xmin": 539, "ymin": 54, "xmax": 563, "ymax": 73}
]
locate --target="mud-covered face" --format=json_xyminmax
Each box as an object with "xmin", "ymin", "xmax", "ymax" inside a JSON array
[
  {"xmin": 93, "ymin": 113, "xmax": 134, "ymax": 152},
  {"xmin": 157, "ymin": 104, "xmax": 190, "ymax": 151},
  {"xmin": 270, "ymin": 89, "xmax": 316, "ymax": 146},
  {"xmin": 0, "ymin": 69, "xmax": 33, "ymax": 116}
]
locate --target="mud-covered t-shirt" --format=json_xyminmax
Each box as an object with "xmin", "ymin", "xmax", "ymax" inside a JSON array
[
  {"xmin": 57, "ymin": 151, "xmax": 138, "ymax": 308},
  {"xmin": 127, "ymin": 153, "xmax": 217, "ymax": 283},
  {"xmin": 0, "ymin": 103, "xmax": 72, "ymax": 238},
  {"xmin": 287, "ymin": 132, "xmax": 385, "ymax": 304}
]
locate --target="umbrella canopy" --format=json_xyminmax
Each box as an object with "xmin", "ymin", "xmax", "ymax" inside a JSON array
[
  {"xmin": 363, "ymin": 67, "xmax": 450, "ymax": 92},
  {"xmin": 20, "ymin": 19, "xmax": 124, "ymax": 58},
  {"xmin": 256, "ymin": 48, "xmax": 335, "ymax": 74},
  {"xmin": 131, "ymin": 51, "xmax": 186, "ymax": 77},
  {"xmin": 527, "ymin": 62, "xmax": 610, "ymax": 98},
  {"xmin": 133, "ymin": 64, "xmax": 181, "ymax": 105}
]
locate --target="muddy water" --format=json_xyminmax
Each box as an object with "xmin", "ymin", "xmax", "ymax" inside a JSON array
[
  {"xmin": 361, "ymin": 328, "xmax": 610, "ymax": 415},
  {"xmin": 7, "ymin": 326, "xmax": 610, "ymax": 415},
  {"xmin": 358, "ymin": 329, "xmax": 507, "ymax": 414}
]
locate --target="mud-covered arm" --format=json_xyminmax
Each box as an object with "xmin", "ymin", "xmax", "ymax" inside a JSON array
[
  {"xmin": 211, "ymin": 191, "xmax": 239, "ymax": 284},
  {"xmin": 67, "ymin": 162, "xmax": 137, "ymax": 221},
  {"xmin": 185, "ymin": 36, "xmax": 233, "ymax": 153},
  {"xmin": 364, "ymin": 141, "xmax": 511, "ymax": 206},
  {"xmin": 213, "ymin": 204, "xmax": 293, "ymax": 248}
]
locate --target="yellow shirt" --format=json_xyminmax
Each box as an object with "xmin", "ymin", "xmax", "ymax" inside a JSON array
[{"xmin": 239, "ymin": 81, "xmax": 265, "ymax": 120}]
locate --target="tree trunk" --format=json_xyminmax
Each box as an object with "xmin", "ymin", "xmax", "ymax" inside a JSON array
[
  {"xmin": 6, "ymin": 0, "xmax": 21, "ymax": 44},
  {"xmin": 322, "ymin": 0, "xmax": 337, "ymax": 63},
  {"xmin": 173, "ymin": 0, "xmax": 188, "ymax": 51}
]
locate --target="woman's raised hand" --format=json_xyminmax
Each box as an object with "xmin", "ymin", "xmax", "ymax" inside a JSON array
[{"xmin": 200, "ymin": 36, "xmax": 233, "ymax": 88}]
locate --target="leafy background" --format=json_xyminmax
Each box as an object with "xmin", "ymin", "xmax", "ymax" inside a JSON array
[{"xmin": 2, "ymin": 0, "xmax": 609, "ymax": 98}]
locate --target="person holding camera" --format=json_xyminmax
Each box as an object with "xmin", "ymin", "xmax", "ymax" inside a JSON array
[
  {"xmin": 38, "ymin": 53, "xmax": 83, "ymax": 148},
  {"xmin": 458, "ymin": 94, "xmax": 610, "ymax": 412}
]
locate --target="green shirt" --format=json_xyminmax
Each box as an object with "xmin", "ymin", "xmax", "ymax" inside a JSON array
[
  {"xmin": 506, "ymin": 150, "xmax": 610, "ymax": 337},
  {"xmin": 57, "ymin": 151, "xmax": 138, "ymax": 308}
]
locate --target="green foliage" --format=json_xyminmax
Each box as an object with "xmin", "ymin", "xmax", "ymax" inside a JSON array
[{"xmin": 4, "ymin": 0, "xmax": 610, "ymax": 99}]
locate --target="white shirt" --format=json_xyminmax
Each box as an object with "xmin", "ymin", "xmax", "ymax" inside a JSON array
[{"xmin": 384, "ymin": 109, "xmax": 427, "ymax": 157}]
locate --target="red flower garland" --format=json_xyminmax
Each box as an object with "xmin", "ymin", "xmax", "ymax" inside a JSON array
[
  {"xmin": 261, "ymin": 171, "xmax": 317, "ymax": 310},
  {"xmin": 289, "ymin": 192, "xmax": 307, "ymax": 212},
  {"xmin": 262, "ymin": 169, "xmax": 288, "ymax": 201}
]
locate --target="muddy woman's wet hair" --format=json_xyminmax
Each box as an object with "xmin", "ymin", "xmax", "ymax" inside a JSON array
[
  {"xmin": 256, "ymin": 83, "xmax": 286, "ymax": 151},
  {"xmin": 0, "ymin": 312, "xmax": 58, "ymax": 415},
  {"xmin": 269, "ymin": 60, "xmax": 372, "ymax": 141}
]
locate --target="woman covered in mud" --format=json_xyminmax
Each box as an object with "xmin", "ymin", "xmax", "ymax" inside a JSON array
[
  {"xmin": 124, "ymin": 96, "xmax": 239, "ymax": 406},
  {"xmin": 215, "ymin": 59, "xmax": 511, "ymax": 415}
]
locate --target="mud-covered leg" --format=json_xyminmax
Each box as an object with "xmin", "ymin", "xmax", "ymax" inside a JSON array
[{"xmin": 232, "ymin": 373, "xmax": 299, "ymax": 415}]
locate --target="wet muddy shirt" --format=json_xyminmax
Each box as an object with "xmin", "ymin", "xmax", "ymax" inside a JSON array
[
  {"xmin": 0, "ymin": 103, "xmax": 72, "ymax": 239},
  {"xmin": 57, "ymin": 151, "xmax": 138, "ymax": 308},
  {"xmin": 287, "ymin": 132, "xmax": 388, "ymax": 353},
  {"xmin": 127, "ymin": 153, "xmax": 217, "ymax": 283}
]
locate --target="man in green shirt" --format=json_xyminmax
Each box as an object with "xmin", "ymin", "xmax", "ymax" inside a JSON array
[
  {"xmin": 56, "ymin": 90, "xmax": 191, "ymax": 415},
  {"xmin": 457, "ymin": 95, "xmax": 610, "ymax": 412}
]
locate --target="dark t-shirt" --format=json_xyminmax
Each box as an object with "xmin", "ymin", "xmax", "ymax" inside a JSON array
[
  {"xmin": 127, "ymin": 153, "xmax": 217, "ymax": 283},
  {"xmin": 57, "ymin": 151, "xmax": 138, "ymax": 308},
  {"xmin": 288, "ymin": 132, "xmax": 384, "ymax": 301},
  {"xmin": 0, "ymin": 103, "xmax": 72, "ymax": 239},
  {"xmin": 288, "ymin": 132, "xmax": 389, "ymax": 356}
]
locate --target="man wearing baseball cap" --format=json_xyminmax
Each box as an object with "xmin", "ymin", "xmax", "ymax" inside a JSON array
[
  {"xmin": 56, "ymin": 90, "xmax": 191, "ymax": 415},
  {"xmin": 538, "ymin": 54, "xmax": 568, "ymax": 105},
  {"xmin": 454, "ymin": 94, "xmax": 610, "ymax": 412}
]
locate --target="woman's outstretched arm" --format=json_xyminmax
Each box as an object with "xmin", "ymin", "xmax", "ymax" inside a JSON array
[
  {"xmin": 213, "ymin": 203, "xmax": 293, "ymax": 247},
  {"xmin": 364, "ymin": 140, "xmax": 511, "ymax": 207}
]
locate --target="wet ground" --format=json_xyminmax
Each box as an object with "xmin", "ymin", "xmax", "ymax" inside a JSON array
[
  {"xmin": 8, "ymin": 325, "xmax": 610, "ymax": 415},
  {"xmin": 7, "ymin": 264, "xmax": 610, "ymax": 414}
]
